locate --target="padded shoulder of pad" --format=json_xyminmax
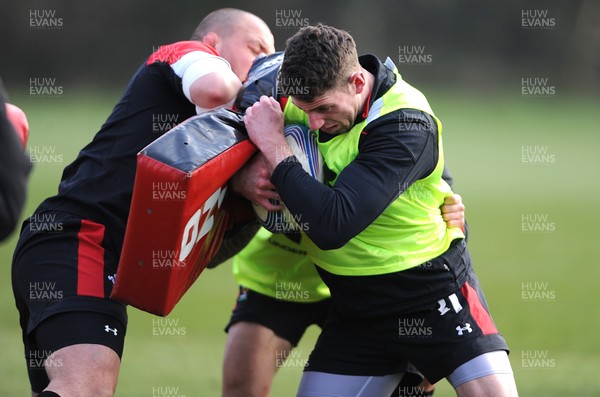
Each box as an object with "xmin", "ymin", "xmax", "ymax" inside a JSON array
[
  {"xmin": 141, "ymin": 109, "xmax": 246, "ymax": 172},
  {"xmin": 234, "ymin": 52, "xmax": 284, "ymax": 112}
]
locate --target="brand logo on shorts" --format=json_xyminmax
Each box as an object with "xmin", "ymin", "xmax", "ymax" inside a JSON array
[
  {"xmin": 456, "ymin": 323, "xmax": 472, "ymax": 336},
  {"xmin": 105, "ymin": 325, "xmax": 118, "ymax": 336}
]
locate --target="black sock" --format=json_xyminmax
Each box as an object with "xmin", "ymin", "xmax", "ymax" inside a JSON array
[{"xmin": 38, "ymin": 391, "xmax": 61, "ymax": 397}]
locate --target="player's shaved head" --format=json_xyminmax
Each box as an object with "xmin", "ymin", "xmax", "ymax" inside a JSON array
[
  {"xmin": 190, "ymin": 8, "xmax": 274, "ymax": 81},
  {"xmin": 191, "ymin": 8, "xmax": 261, "ymax": 40}
]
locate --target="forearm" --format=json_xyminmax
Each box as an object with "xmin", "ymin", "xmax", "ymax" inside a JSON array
[
  {"xmin": 271, "ymin": 150, "xmax": 430, "ymax": 250},
  {"xmin": 271, "ymin": 157, "xmax": 360, "ymax": 249}
]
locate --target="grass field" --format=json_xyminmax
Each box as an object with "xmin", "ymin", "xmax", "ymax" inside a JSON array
[{"xmin": 1, "ymin": 89, "xmax": 599, "ymax": 396}]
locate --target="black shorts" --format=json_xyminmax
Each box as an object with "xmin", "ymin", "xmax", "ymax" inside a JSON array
[
  {"xmin": 225, "ymin": 287, "xmax": 331, "ymax": 347},
  {"xmin": 306, "ymin": 242, "xmax": 509, "ymax": 384},
  {"xmin": 225, "ymin": 287, "xmax": 429, "ymax": 387},
  {"xmin": 11, "ymin": 211, "xmax": 127, "ymax": 392}
]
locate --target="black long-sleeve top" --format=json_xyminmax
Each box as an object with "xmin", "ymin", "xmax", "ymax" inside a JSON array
[{"xmin": 271, "ymin": 55, "xmax": 443, "ymax": 250}]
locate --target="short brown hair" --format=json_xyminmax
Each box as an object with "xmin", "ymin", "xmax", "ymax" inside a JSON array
[{"xmin": 279, "ymin": 24, "xmax": 360, "ymax": 101}]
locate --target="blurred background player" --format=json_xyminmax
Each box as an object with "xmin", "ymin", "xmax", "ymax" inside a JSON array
[{"xmin": 0, "ymin": 77, "xmax": 31, "ymax": 242}]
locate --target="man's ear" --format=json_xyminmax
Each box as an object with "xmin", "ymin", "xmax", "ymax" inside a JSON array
[
  {"xmin": 349, "ymin": 71, "xmax": 366, "ymax": 94},
  {"xmin": 202, "ymin": 32, "xmax": 218, "ymax": 48}
]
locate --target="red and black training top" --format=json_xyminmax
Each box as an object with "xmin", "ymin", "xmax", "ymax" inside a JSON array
[{"xmin": 36, "ymin": 41, "xmax": 218, "ymax": 249}]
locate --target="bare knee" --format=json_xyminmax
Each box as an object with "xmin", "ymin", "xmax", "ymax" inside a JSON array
[
  {"xmin": 223, "ymin": 322, "xmax": 292, "ymax": 397},
  {"xmin": 223, "ymin": 375, "xmax": 270, "ymax": 397},
  {"xmin": 44, "ymin": 344, "xmax": 120, "ymax": 397}
]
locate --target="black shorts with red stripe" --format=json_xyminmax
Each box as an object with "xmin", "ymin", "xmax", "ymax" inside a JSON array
[
  {"xmin": 306, "ymin": 239, "xmax": 509, "ymax": 384},
  {"xmin": 11, "ymin": 211, "xmax": 127, "ymax": 392}
]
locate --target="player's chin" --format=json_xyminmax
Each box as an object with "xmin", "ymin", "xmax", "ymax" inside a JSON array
[
  {"xmin": 321, "ymin": 124, "xmax": 342, "ymax": 134},
  {"xmin": 333, "ymin": 122, "xmax": 353, "ymax": 134}
]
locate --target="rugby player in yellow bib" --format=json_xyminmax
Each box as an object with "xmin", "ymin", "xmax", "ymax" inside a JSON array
[
  {"xmin": 243, "ymin": 24, "xmax": 518, "ymax": 397},
  {"xmin": 224, "ymin": 52, "xmax": 467, "ymax": 396}
]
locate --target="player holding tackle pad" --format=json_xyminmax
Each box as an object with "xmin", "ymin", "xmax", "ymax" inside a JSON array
[{"xmin": 11, "ymin": 9, "xmax": 274, "ymax": 397}]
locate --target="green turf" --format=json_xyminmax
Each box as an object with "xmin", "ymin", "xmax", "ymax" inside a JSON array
[{"xmin": 1, "ymin": 91, "xmax": 598, "ymax": 396}]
